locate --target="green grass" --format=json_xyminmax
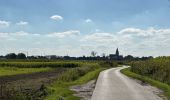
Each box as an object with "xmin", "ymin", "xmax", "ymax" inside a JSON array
[
  {"xmin": 0, "ymin": 67, "xmax": 52, "ymax": 76},
  {"xmin": 121, "ymin": 67, "xmax": 170, "ymax": 100},
  {"xmin": 45, "ymin": 68, "xmax": 105, "ymax": 100}
]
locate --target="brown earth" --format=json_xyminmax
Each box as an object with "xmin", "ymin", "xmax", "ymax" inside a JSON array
[
  {"xmin": 0, "ymin": 68, "xmax": 66, "ymax": 100},
  {"xmin": 0, "ymin": 68, "xmax": 65, "ymax": 87}
]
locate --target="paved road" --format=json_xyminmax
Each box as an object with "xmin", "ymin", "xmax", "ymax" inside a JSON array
[{"xmin": 91, "ymin": 66, "xmax": 163, "ymax": 100}]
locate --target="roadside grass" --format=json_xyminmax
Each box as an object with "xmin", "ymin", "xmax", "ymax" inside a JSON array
[
  {"xmin": 0, "ymin": 67, "xmax": 52, "ymax": 76},
  {"xmin": 121, "ymin": 67, "xmax": 170, "ymax": 100},
  {"xmin": 45, "ymin": 67, "xmax": 105, "ymax": 100}
]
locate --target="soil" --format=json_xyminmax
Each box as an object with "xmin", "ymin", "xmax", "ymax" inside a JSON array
[
  {"xmin": 0, "ymin": 68, "xmax": 66, "ymax": 99},
  {"xmin": 70, "ymin": 80, "xmax": 96, "ymax": 100}
]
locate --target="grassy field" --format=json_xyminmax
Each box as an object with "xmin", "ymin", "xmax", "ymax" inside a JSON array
[
  {"xmin": 0, "ymin": 67, "xmax": 52, "ymax": 76},
  {"xmin": 121, "ymin": 67, "xmax": 170, "ymax": 100}
]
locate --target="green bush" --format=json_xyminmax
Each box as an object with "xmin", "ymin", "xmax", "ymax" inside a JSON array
[{"xmin": 57, "ymin": 65, "xmax": 96, "ymax": 82}]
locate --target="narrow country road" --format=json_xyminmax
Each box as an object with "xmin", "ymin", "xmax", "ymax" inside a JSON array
[{"xmin": 91, "ymin": 66, "xmax": 163, "ymax": 100}]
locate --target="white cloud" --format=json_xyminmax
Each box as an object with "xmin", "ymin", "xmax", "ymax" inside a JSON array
[
  {"xmin": 0, "ymin": 20, "xmax": 10, "ymax": 28},
  {"xmin": 0, "ymin": 32, "xmax": 9, "ymax": 38},
  {"xmin": 12, "ymin": 31, "xmax": 29, "ymax": 36},
  {"xmin": 47, "ymin": 30, "xmax": 80, "ymax": 38},
  {"xmin": 50, "ymin": 15, "xmax": 63, "ymax": 21},
  {"xmin": 82, "ymin": 33, "xmax": 115, "ymax": 43},
  {"xmin": 1, "ymin": 27, "xmax": 170, "ymax": 56},
  {"xmin": 16, "ymin": 21, "xmax": 28, "ymax": 26},
  {"xmin": 80, "ymin": 27, "xmax": 170, "ymax": 56},
  {"xmin": 118, "ymin": 27, "xmax": 170, "ymax": 38},
  {"xmin": 85, "ymin": 19, "xmax": 92, "ymax": 23},
  {"xmin": 0, "ymin": 31, "xmax": 41, "ymax": 40},
  {"xmin": 118, "ymin": 28, "xmax": 142, "ymax": 35}
]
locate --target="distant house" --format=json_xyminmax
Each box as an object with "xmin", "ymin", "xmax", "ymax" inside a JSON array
[{"xmin": 109, "ymin": 48, "xmax": 123, "ymax": 60}]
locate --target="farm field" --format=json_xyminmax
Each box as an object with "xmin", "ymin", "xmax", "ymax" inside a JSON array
[
  {"xmin": 0, "ymin": 67, "xmax": 51, "ymax": 76},
  {"xmin": 0, "ymin": 60, "xmax": 117, "ymax": 100}
]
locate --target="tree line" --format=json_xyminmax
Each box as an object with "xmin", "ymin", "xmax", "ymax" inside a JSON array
[
  {"xmin": 4, "ymin": 53, "xmax": 26, "ymax": 59},
  {"xmin": 0, "ymin": 52, "xmax": 153, "ymax": 61}
]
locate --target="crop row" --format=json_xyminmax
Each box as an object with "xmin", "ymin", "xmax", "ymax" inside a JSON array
[{"xmin": 0, "ymin": 62, "xmax": 82, "ymax": 68}]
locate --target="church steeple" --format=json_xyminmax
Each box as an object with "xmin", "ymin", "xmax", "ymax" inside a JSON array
[{"xmin": 116, "ymin": 48, "xmax": 119, "ymax": 56}]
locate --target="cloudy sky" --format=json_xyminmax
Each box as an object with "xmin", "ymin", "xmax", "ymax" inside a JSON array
[{"xmin": 0, "ymin": 0, "xmax": 170, "ymax": 57}]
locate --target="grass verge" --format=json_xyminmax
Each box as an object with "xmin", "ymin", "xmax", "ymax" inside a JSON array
[
  {"xmin": 45, "ymin": 68, "xmax": 105, "ymax": 100},
  {"xmin": 121, "ymin": 67, "xmax": 170, "ymax": 100}
]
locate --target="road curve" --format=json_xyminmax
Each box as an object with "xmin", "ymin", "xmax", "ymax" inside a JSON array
[{"xmin": 91, "ymin": 66, "xmax": 163, "ymax": 100}]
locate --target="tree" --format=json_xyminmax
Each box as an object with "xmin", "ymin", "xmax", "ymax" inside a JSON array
[
  {"xmin": 17, "ymin": 53, "xmax": 26, "ymax": 59},
  {"xmin": 101, "ymin": 53, "xmax": 106, "ymax": 57},
  {"xmin": 91, "ymin": 51, "xmax": 97, "ymax": 57},
  {"xmin": 124, "ymin": 55, "xmax": 134, "ymax": 60},
  {"xmin": 5, "ymin": 53, "xmax": 17, "ymax": 59}
]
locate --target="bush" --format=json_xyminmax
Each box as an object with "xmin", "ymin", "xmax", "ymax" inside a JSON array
[
  {"xmin": 57, "ymin": 64, "xmax": 97, "ymax": 82},
  {"xmin": 99, "ymin": 61, "xmax": 118, "ymax": 68}
]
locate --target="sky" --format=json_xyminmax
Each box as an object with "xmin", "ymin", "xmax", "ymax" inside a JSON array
[{"xmin": 0, "ymin": 0, "xmax": 170, "ymax": 57}]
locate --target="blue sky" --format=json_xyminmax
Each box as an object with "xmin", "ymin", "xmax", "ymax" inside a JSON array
[{"xmin": 0, "ymin": 0, "xmax": 170, "ymax": 57}]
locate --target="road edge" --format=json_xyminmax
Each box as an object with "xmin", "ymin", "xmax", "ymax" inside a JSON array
[{"xmin": 120, "ymin": 67, "xmax": 170, "ymax": 100}]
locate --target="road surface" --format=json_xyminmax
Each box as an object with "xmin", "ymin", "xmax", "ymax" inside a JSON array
[{"xmin": 91, "ymin": 66, "xmax": 163, "ymax": 100}]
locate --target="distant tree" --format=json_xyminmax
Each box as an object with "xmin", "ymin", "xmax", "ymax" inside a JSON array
[
  {"xmin": 91, "ymin": 51, "xmax": 97, "ymax": 57},
  {"xmin": 5, "ymin": 53, "xmax": 17, "ymax": 59},
  {"xmin": 27, "ymin": 56, "xmax": 37, "ymax": 59},
  {"xmin": 148, "ymin": 56, "xmax": 154, "ymax": 59},
  {"xmin": 0, "ymin": 55, "xmax": 4, "ymax": 59},
  {"xmin": 101, "ymin": 53, "xmax": 106, "ymax": 57},
  {"xmin": 124, "ymin": 55, "xmax": 134, "ymax": 60},
  {"xmin": 17, "ymin": 53, "xmax": 26, "ymax": 59},
  {"xmin": 50, "ymin": 55, "xmax": 57, "ymax": 59}
]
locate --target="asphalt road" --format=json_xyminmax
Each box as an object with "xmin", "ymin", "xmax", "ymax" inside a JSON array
[{"xmin": 91, "ymin": 66, "xmax": 163, "ymax": 100}]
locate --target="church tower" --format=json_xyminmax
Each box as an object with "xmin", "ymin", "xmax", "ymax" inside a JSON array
[{"xmin": 116, "ymin": 48, "xmax": 119, "ymax": 56}]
